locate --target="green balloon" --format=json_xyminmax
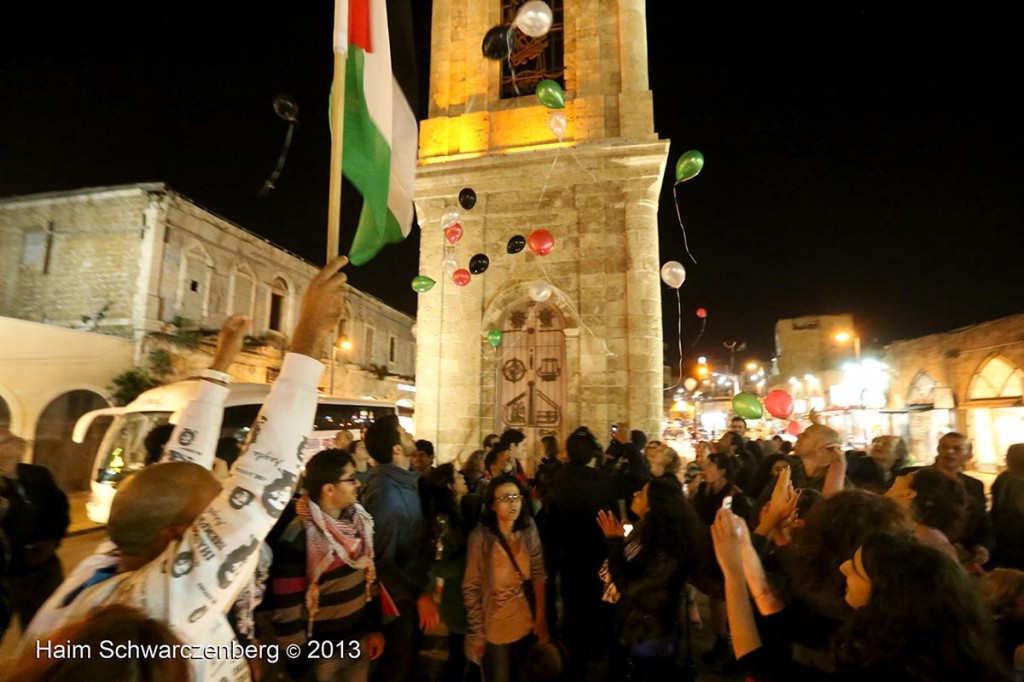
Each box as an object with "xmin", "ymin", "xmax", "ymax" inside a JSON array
[
  {"xmin": 487, "ymin": 328, "xmax": 503, "ymax": 348},
  {"xmin": 411, "ymin": 275, "xmax": 436, "ymax": 293},
  {"xmin": 732, "ymin": 392, "xmax": 763, "ymax": 420},
  {"xmin": 675, "ymin": 150, "xmax": 705, "ymax": 183},
  {"xmin": 535, "ymin": 79, "xmax": 565, "ymax": 110}
]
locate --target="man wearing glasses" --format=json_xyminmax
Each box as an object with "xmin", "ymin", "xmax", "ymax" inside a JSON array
[{"xmin": 268, "ymin": 448, "xmax": 385, "ymax": 680}]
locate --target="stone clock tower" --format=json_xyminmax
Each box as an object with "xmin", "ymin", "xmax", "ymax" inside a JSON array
[{"xmin": 414, "ymin": 0, "xmax": 668, "ymax": 462}]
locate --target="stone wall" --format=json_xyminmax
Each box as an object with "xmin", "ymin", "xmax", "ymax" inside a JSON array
[{"xmin": 0, "ymin": 186, "xmax": 152, "ymax": 334}]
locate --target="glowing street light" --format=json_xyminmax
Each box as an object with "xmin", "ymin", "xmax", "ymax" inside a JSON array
[
  {"xmin": 835, "ymin": 331, "xmax": 861, "ymax": 362},
  {"xmin": 338, "ymin": 335, "xmax": 353, "ymax": 352}
]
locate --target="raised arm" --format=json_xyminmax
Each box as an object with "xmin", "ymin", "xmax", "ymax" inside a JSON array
[
  {"xmin": 712, "ymin": 508, "xmax": 763, "ymax": 660},
  {"xmin": 162, "ymin": 314, "xmax": 251, "ymax": 469},
  {"xmin": 135, "ymin": 257, "xmax": 349, "ymax": 628}
]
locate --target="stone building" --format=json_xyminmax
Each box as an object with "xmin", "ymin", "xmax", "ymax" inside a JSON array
[
  {"xmin": 413, "ymin": 0, "xmax": 669, "ymax": 462},
  {"xmin": 0, "ymin": 183, "xmax": 415, "ymax": 489},
  {"xmin": 884, "ymin": 313, "xmax": 1024, "ymax": 470}
]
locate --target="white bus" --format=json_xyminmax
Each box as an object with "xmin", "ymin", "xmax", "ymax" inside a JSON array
[{"xmin": 73, "ymin": 380, "xmax": 405, "ymax": 523}]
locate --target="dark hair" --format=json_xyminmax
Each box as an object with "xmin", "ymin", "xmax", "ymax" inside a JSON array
[
  {"xmin": 630, "ymin": 430, "xmax": 647, "ymax": 449},
  {"xmin": 483, "ymin": 433, "xmax": 500, "ymax": 449},
  {"xmin": 566, "ymin": 427, "xmax": 602, "ymax": 465},
  {"xmin": 415, "ymin": 439, "xmax": 435, "ymax": 458},
  {"xmin": 499, "ymin": 429, "xmax": 526, "ymax": 449},
  {"xmin": 365, "ymin": 414, "xmax": 401, "ymax": 464},
  {"xmin": 1006, "ymin": 443, "xmax": 1024, "ymax": 473},
  {"xmin": 748, "ymin": 453, "xmax": 792, "ymax": 500},
  {"xmin": 303, "ymin": 448, "xmax": 354, "ymax": 504},
  {"xmin": 718, "ymin": 431, "xmax": 745, "ymax": 455},
  {"xmin": 909, "ymin": 467, "xmax": 968, "ymax": 540},
  {"xmin": 541, "ymin": 435, "xmax": 559, "ymax": 460},
  {"xmin": 706, "ymin": 451, "xmax": 738, "ymax": 484},
  {"xmin": 789, "ymin": 490, "xmax": 911, "ymax": 616},
  {"xmin": 484, "ymin": 444, "xmax": 509, "ymax": 471},
  {"xmin": 9, "ymin": 604, "xmax": 190, "ymax": 681},
  {"xmin": 834, "ymin": 533, "xmax": 1005, "ymax": 681},
  {"xmin": 143, "ymin": 423, "xmax": 175, "ymax": 466},
  {"xmin": 731, "ymin": 416, "xmax": 747, "ymax": 426},
  {"xmin": 423, "ymin": 462, "xmax": 458, "ymax": 519},
  {"xmin": 634, "ymin": 478, "xmax": 700, "ymax": 568},
  {"xmin": 347, "ymin": 439, "xmax": 365, "ymax": 455},
  {"xmin": 480, "ymin": 474, "xmax": 531, "ymax": 533}
]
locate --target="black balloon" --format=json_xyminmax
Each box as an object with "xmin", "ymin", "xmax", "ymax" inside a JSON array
[
  {"xmin": 459, "ymin": 187, "xmax": 477, "ymax": 210},
  {"xmin": 482, "ymin": 25, "xmax": 512, "ymax": 60},
  {"xmin": 507, "ymin": 235, "xmax": 526, "ymax": 254},
  {"xmin": 469, "ymin": 253, "xmax": 490, "ymax": 275}
]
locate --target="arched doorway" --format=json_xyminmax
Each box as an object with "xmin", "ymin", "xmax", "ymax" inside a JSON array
[
  {"xmin": 0, "ymin": 394, "xmax": 11, "ymax": 430},
  {"xmin": 966, "ymin": 356, "xmax": 1024, "ymax": 469},
  {"xmin": 33, "ymin": 390, "xmax": 110, "ymax": 491},
  {"xmin": 495, "ymin": 299, "xmax": 566, "ymax": 470}
]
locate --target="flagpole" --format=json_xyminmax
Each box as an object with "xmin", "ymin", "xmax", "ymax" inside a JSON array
[{"xmin": 327, "ymin": 33, "xmax": 347, "ymax": 260}]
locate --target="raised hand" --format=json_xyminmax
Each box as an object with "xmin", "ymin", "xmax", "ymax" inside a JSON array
[
  {"xmin": 596, "ymin": 509, "xmax": 626, "ymax": 538},
  {"xmin": 210, "ymin": 314, "xmax": 252, "ymax": 372},
  {"xmin": 711, "ymin": 508, "xmax": 748, "ymax": 579},
  {"xmin": 291, "ymin": 255, "xmax": 349, "ymax": 358}
]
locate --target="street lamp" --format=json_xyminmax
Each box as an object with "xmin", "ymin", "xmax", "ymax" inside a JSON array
[{"xmin": 835, "ymin": 331, "xmax": 861, "ymax": 362}]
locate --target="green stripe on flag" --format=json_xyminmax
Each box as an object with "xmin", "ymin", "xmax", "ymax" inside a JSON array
[{"xmin": 332, "ymin": 46, "xmax": 405, "ymax": 266}]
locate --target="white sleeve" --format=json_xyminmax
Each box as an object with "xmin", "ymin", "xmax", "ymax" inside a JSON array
[
  {"xmin": 160, "ymin": 380, "xmax": 230, "ymax": 469},
  {"xmin": 128, "ymin": 353, "xmax": 323, "ymax": 631}
]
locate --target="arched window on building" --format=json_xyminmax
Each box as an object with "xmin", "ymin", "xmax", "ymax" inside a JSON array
[
  {"xmin": 907, "ymin": 370, "xmax": 938, "ymax": 406},
  {"xmin": 34, "ymin": 389, "xmax": 109, "ymax": 492},
  {"xmin": 228, "ymin": 264, "xmax": 257, "ymax": 319},
  {"xmin": 0, "ymin": 393, "xmax": 11, "ymax": 430},
  {"xmin": 967, "ymin": 356, "xmax": 1024, "ymax": 470},
  {"xmin": 267, "ymin": 277, "xmax": 290, "ymax": 333},
  {"xmin": 968, "ymin": 356, "xmax": 1024, "ymax": 400},
  {"xmin": 176, "ymin": 242, "xmax": 214, "ymax": 323}
]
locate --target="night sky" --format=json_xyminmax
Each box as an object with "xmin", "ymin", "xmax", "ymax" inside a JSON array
[{"xmin": 2, "ymin": 3, "xmax": 1021, "ymax": 369}]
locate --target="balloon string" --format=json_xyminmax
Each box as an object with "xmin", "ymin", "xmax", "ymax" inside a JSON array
[
  {"xmin": 672, "ymin": 183, "xmax": 698, "ymax": 265},
  {"xmin": 691, "ymin": 317, "xmax": 707, "ymax": 347},
  {"xmin": 537, "ymin": 259, "xmax": 616, "ymax": 358},
  {"xmin": 506, "ymin": 30, "xmax": 521, "ymax": 97},
  {"xmin": 664, "ymin": 289, "xmax": 683, "ymax": 391},
  {"xmin": 535, "ymin": 147, "xmax": 563, "ymax": 210},
  {"xmin": 258, "ymin": 121, "xmax": 295, "ymax": 197},
  {"xmin": 568, "ymin": 146, "xmax": 598, "ymax": 182}
]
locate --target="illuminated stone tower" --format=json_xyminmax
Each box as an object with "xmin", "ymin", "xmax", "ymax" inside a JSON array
[{"xmin": 414, "ymin": 0, "xmax": 668, "ymax": 461}]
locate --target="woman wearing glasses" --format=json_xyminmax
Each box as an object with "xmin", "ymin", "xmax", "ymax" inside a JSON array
[{"xmin": 464, "ymin": 475, "xmax": 549, "ymax": 682}]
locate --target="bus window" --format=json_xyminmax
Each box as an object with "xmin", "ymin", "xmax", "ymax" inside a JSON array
[
  {"xmin": 312, "ymin": 404, "xmax": 397, "ymax": 431},
  {"xmin": 96, "ymin": 412, "xmax": 172, "ymax": 485}
]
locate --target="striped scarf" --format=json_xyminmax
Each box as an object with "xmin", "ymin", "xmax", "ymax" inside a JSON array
[
  {"xmin": 295, "ymin": 495, "xmax": 375, "ymax": 635},
  {"xmin": 599, "ymin": 535, "xmax": 642, "ymax": 604}
]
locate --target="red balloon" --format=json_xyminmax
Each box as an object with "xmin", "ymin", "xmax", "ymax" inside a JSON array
[
  {"xmin": 764, "ymin": 390, "xmax": 795, "ymax": 419},
  {"xmin": 785, "ymin": 420, "xmax": 802, "ymax": 437},
  {"xmin": 527, "ymin": 229, "xmax": 555, "ymax": 256},
  {"xmin": 452, "ymin": 268, "xmax": 471, "ymax": 286},
  {"xmin": 696, "ymin": 308, "xmax": 707, "ymax": 319},
  {"xmin": 445, "ymin": 223, "xmax": 463, "ymax": 245}
]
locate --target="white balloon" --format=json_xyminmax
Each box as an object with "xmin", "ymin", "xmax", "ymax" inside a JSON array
[
  {"xmin": 684, "ymin": 377, "xmax": 698, "ymax": 392},
  {"xmin": 528, "ymin": 281, "xmax": 552, "ymax": 302},
  {"xmin": 441, "ymin": 210, "xmax": 460, "ymax": 229},
  {"xmin": 548, "ymin": 110, "xmax": 567, "ymax": 141},
  {"xmin": 441, "ymin": 253, "xmax": 458, "ymax": 277},
  {"xmin": 515, "ymin": 1, "xmax": 554, "ymax": 38},
  {"xmin": 660, "ymin": 261, "xmax": 686, "ymax": 289}
]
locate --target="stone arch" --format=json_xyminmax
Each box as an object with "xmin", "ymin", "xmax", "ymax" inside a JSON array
[
  {"xmin": 968, "ymin": 355, "xmax": 1024, "ymax": 401},
  {"xmin": 175, "ymin": 240, "xmax": 215, "ymax": 322},
  {"xmin": 906, "ymin": 370, "xmax": 938, "ymax": 406},
  {"xmin": 482, "ymin": 281, "xmax": 580, "ymax": 333},
  {"xmin": 33, "ymin": 388, "xmax": 110, "ymax": 491},
  {"xmin": 0, "ymin": 383, "xmax": 20, "ymax": 433}
]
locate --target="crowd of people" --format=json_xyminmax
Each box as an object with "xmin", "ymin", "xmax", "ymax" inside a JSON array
[{"xmin": 2, "ymin": 258, "xmax": 1024, "ymax": 681}]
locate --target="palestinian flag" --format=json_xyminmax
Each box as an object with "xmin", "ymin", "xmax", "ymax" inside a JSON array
[{"xmin": 334, "ymin": 0, "xmax": 418, "ymax": 266}]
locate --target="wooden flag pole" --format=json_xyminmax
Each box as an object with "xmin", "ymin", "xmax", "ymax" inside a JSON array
[{"xmin": 327, "ymin": 49, "xmax": 347, "ymax": 261}]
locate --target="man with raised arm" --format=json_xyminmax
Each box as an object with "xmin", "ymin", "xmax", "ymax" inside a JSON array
[{"xmin": 21, "ymin": 256, "xmax": 350, "ymax": 682}]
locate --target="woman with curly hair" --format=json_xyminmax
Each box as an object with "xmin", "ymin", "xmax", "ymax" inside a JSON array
[
  {"xmin": 713, "ymin": 515, "xmax": 1008, "ymax": 681},
  {"xmin": 596, "ymin": 477, "xmax": 701, "ymax": 680}
]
